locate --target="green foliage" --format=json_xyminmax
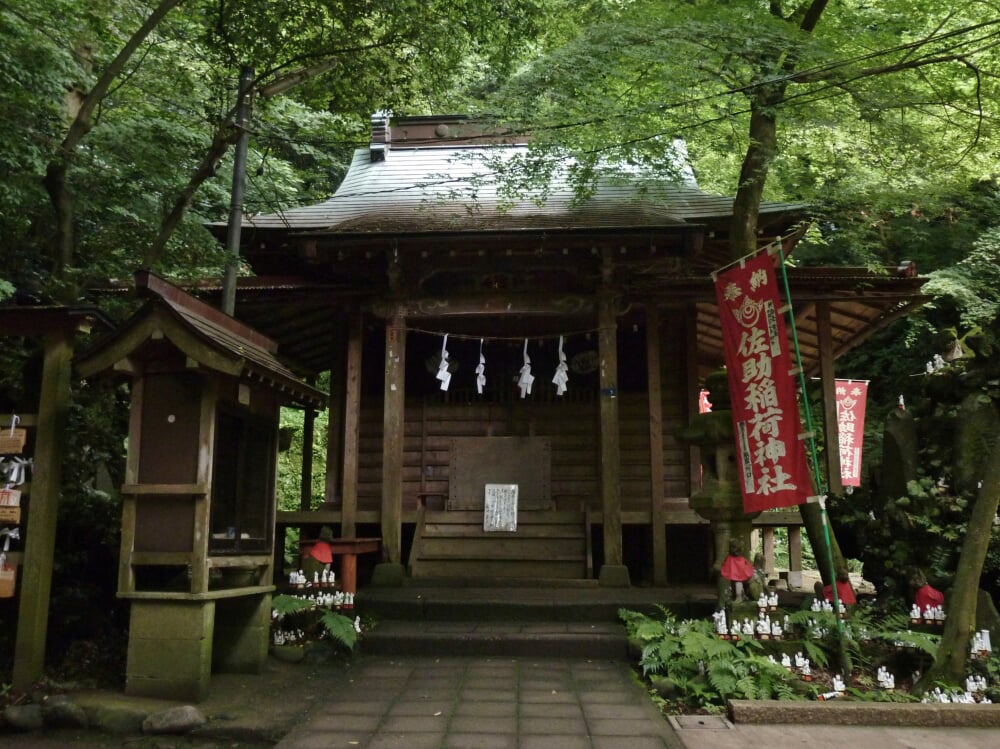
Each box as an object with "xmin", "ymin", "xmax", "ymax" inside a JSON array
[
  {"xmin": 276, "ymin": 404, "xmax": 329, "ymax": 511},
  {"xmin": 0, "ymin": 0, "xmax": 553, "ymax": 300},
  {"xmin": 488, "ymin": 2, "xmax": 1000, "ymax": 217},
  {"xmin": 271, "ymin": 594, "xmax": 358, "ymax": 651},
  {"xmin": 621, "ymin": 603, "xmax": 952, "ymax": 708},
  {"xmin": 620, "ymin": 608, "xmax": 808, "ymax": 709},
  {"xmin": 829, "ymin": 340, "xmax": 1000, "ymax": 603}
]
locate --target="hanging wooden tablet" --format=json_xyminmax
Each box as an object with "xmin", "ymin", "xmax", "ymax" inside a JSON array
[{"xmin": 0, "ymin": 428, "xmax": 26, "ymax": 455}]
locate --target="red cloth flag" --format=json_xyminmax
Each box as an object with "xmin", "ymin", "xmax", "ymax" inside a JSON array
[
  {"xmin": 714, "ymin": 252, "xmax": 812, "ymax": 512},
  {"xmin": 835, "ymin": 380, "xmax": 868, "ymax": 487}
]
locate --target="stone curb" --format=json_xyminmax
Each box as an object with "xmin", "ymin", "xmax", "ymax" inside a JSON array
[{"xmin": 729, "ymin": 700, "xmax": 1000, "ymax": 728}]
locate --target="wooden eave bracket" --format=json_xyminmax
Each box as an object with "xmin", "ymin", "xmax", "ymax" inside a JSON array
[{"xmin": 76, "ymin": 306, "xmax": 244, "ymax": 379}]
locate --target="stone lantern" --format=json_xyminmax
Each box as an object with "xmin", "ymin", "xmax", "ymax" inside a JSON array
[{"xmin": 679, "ymin": 369, "xmax": 760, "ymax": 602}]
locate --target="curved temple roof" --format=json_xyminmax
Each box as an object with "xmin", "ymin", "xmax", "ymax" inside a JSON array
[{"xmin": 240, "ymin": 143, "xmax": 804, "ymax": 236}]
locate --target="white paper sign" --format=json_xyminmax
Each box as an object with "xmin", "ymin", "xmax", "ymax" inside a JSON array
[{"xmin": 483, "ymin": 484, "xmax": 518, "ymax": 532}]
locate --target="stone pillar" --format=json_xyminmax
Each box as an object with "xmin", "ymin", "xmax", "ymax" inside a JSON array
[
  {"xmin": 213, "ymin": 593, "xmax": 271, "ymax": 674},
  {"xmin": 126, "ymin": 600, "xmax": 215, "ymax": 701},
  {"xmin": 678, "ymin": 370, "xmax": 760, "ymax": 603}
]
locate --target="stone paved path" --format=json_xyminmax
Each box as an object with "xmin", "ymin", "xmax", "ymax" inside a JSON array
[{"xmin": 276, "ymin": 656, "xmax": 680, "ymax": 749}]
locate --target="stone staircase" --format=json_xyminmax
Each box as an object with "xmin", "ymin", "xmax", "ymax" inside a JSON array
[{"xmin": 355, "ymin": 582, "xmax": 716, "ymax": 659}]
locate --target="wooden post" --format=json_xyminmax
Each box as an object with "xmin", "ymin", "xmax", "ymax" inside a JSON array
[
  {"xmin": 341, "ymin": 309, "xmax": 363, "ymax": 538},
  {"xmin": 788, "ymin": 526, "xmax": 803, "ymax": 589},
  {"xmin": 119, "ymin": 374, "xmax": 144, "ymax": 595},
  {"xmin": 323, "ymin": 323, "xmax": 347, "ymax": 505},
  {"xmin": 685, "ymin": 305, "xmax": 702, "ymax": 489},
  {"xmin": 190, "ymin": 382, "xmax": 216, "ymax": 594},
  {"xmin": 380, "ymin": 311, "xmax": 406, "ymax": 565},
  {"xmin": 299, "ymin": 406, "xmax": 315, "ymax": 512},
  {"xmin": 817, "ymin": 301, "xmax": 843, "ymax": 494},
  {"xmin": 645, "ymin": 304, "xmax": 667, "ymax": 585},
  {"xmin": 597, "ymin": 279, "xmax": 626, "ymax": 585},
  {"xmin": 762, "ymin": 527, "xmax": 776, "ymax": 576},
  {"xmin": 12, "ymin": 332, "xmax": 73, "ymax": 691}
]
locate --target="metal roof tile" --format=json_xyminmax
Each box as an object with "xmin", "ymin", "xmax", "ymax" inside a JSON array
[{"xmin": 243, "ymin": 146, "xmax": 804, "ymax": 234}]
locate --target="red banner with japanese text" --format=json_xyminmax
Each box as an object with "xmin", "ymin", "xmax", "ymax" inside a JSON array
[
  {"xmin": 835, "ymin": 380, "xmax": 868, "ymax": 487},
  {"xmin": 715, "ymin": 252, "xmax": 812, "ymax": 512}
]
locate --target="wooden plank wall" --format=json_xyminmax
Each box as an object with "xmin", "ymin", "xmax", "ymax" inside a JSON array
[{"xmin": 353, "ymin": 312, "xmax": 692, "ymax": 516}]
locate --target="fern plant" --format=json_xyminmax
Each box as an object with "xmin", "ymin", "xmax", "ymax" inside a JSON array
[
  {"xmin": 620, "ymin": 609, "xmax": 811, "ymax": 709},
  {"xmin": 271, "ymin": 593, "xmax": 359, "ymax": 650}
]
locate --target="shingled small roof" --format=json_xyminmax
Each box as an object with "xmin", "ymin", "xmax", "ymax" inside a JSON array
[{"xmin": 75, "ymin": 272, "xmax": 326, "ymax": 409}]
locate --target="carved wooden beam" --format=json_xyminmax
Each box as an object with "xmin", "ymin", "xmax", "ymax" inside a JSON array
[{"xmin": 370, "ymin": 293, "xmax": 597, "ymax": 318}]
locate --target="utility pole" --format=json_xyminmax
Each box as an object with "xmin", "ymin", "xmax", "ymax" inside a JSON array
[{"xmin": 222, "ymin": 65, "xmax": 254, "ymax": 316}]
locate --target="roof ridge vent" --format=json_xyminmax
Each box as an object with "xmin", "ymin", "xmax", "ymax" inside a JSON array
[{"xmin": 370, "ymin": 110, "xmax": 391, "ymax": 162}]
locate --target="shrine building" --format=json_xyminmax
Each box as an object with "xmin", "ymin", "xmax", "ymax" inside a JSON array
[{"xmin": 209, "ymin": 113, "xmax": 926, "ymax": 588}]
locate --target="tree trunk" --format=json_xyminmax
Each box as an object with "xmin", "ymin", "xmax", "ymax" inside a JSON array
[
  {"xmin": 43, "ymin": 0, "xmax": 186, "ymax": 284},
  {"xmin": 730, "ymin": 103, "xmax": 779, "ymax": 258},
  {"xmin": 798, "ymin": 501, "xmax": 847, "ymax": 584},
  {"xmin": 143, "ymin": 58, "xmax": 341, "ymax": 269},
  {"xmin": 916, "ymin": 434, "xmax": 1000, "ymax": 692}
]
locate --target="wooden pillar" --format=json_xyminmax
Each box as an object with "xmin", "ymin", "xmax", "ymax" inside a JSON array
[
  {"xmin": 817, "ymin": 301, "xmax": 843, "ymax": 494},
  {"xmin": 323, "ymin": 324, "xmax": 348, "ymax": 504},
  {"xmin": 12, "ymin": 332, "xmax": 73, "ymax": 691},
  {"xmin": 380, "ymin": 311, "xmax": 406, "ymax": 565},
  {"xmin": 597, "ymin": 277, "xmax": 627, "ymax": 586},
  {"xmin": 787, "ymin": 526, "xmax": 803, "ymax": 588},
  {"xmin": 119, "ymin": 374, "xmax": 144, "ymax": 595},
  {"xmin": 341, "ymin": 309, "xmax": 363, "ymax": 538},
  {"xmin": 685, "ymin": 305, "xmax": 702, "ymax": 489},
  {"xmin": 762, "ymin": 527, "xmax": 776, "ymax": 575},
  {"xmin": 190, "ymin": 382, "xmax": 216, "ymax": 594},
  {"xmin": 645, "ymin": 304, "xmax": 667, "ymax": 585},
  {"xmin": 299, "ymin": 406, "xmax": 315, "ymax": 512}
]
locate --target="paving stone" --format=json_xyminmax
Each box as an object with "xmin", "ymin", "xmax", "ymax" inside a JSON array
[
  {"xmin": 406, "ymin": 677, "xmax": 463, "ymax": 694},
  {"xmin": 323, "ymin": 700, "xmax": 392, "ymax": 715},
  {"xmin": 444, "ymin": 731, "xmax": 518, "ymax": 749},
  {"xmin": 388, "ymin": 698, "xmax": 456, "ymax": 716},
  {"xmin": 592, "ymin": 736, "xmax": 670, "ymax": 748},
  {"xmin": 461, "ymin": 687, "xmax": 517, "ymax": 702},
  {"xmin": 366, "ymin": 731, "xmax": 447, "ymax": 749},
  {"xmin": 521, "ymin": 715, "xmax": 588, "ymax": 734},
  {"xmin": 518, "ymin": 735, "xmax": 592, "ymax": 749},
  {"xmin": 578, "ymin": 690, "xmax": 634, "ymax": 705},
  {"xmin": 450, "ymin": 715, "xmax": 518, "ymax": 733},
  {"xmin": 584, "ymin": 704, "xmax": 652, "ymax": 720},
  {"xmin": 453, "ymin": 700, "xmax": 517, "ymax": 717},
  {"xmin": 520, "ymin": 688, "xmax": 578, "ymax": 703},
  {"xmin": 301, "ymin": 713, "xmax": 383, "ymax": 731},
  {"xmin": 381, "ymin": 713, "xmax": 449, "ymax": 732},
  {"xmin": 519, "ymin": 702, "xmax": 583, "ymax": 719},
  {"xmin": 588, "ymin": 717, "xmax": 664, "ymax": 736},
  {"xmin": 281, "ymin": 728, "xmax": 373, "ymax": 749}
]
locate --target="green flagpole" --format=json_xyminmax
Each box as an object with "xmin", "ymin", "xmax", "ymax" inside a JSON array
[{"xmin": 772, "ymin": 239, "xmax": 845, "ymax": 636}]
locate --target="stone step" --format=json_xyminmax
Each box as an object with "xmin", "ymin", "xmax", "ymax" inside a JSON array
[
  {"xmin": 356, "ymin": 582, "xmax": 717, "ymax": 623},
  {"xmin": 355, "ymin": 584, "xmax": 717, "ymax": 659},
  {"xmin": 360, "ymin": 620, "xmax": 628, "ymax": 659}
]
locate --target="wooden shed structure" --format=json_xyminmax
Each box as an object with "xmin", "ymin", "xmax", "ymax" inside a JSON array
[
  {"xmin": 75, "ymin": 272, "xmax": 326, "ymax": 699},
  {"xmin": 210, "ymin": 114, "xmax": 927, "ymax": 588}
]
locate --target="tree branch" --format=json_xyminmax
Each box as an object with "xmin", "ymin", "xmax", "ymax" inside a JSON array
[{"xmin": 43, "ymin": 0, "xmax": 186, "ymax": 283}]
